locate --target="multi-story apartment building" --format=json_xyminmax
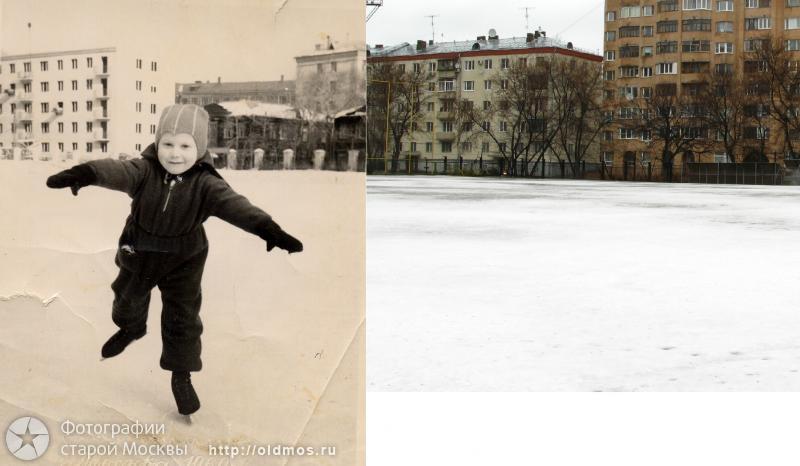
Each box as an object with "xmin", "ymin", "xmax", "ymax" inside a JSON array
[
  {"xmin": 367, "ymin": 32, "xmax": 602, "ymax": 161},
  {"xmin": 0, "ymin": 47, "xmax": 173, "ymax": 161},
  {"xmin": 175, "ymin": 78, "xmax": 295, "ymax": 106},
  {"xmin": 602, "ymin": 0, "xmax": 800, "ymax": 167},
  {"xmin": 295, "ymin": 42, "xmax": 367, "ymax": 114}
]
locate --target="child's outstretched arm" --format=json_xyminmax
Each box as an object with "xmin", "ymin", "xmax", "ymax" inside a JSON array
[
  {"xmin": 206, "ymin": 177, "xmax": 303, "ymax": 254},
  {"xmin": 46, "ymin": 159, "xmax": 149, "ymax": 197}
]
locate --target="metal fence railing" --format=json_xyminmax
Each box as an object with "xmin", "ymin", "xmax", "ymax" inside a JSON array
[{"xmin": 367, "ymin": 156, "xmax": 786, "ymax": 185}]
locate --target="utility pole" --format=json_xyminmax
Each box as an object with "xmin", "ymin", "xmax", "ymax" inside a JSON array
[{"xmin": 425, "ymin": 14, "xmax": 439, "ymax": 43}]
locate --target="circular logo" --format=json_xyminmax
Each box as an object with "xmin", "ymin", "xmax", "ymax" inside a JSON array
[{"xmin": 5, "ymin": 417, "xmax": 49, "ymax": 461}]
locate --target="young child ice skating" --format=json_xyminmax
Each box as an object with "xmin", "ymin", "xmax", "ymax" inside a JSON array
[{"xmin": 46, "ymin": 104, "xmax": 302, "ymax": 415}]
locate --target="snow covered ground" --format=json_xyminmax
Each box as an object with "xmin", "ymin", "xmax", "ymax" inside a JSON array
[
  {"xmin": 0, "ymin": 161, "xmax": 364, "ymax": 465},
  {"xmin": 368, "ymin": 176, "xmax": 800, "ymax": 391}
]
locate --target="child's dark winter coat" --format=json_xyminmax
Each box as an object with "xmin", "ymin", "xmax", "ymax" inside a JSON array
[
  {"xmin": 47, "ymin": 103, "xmax": 301, "ymax": 414},
  {"xmin": 48, "ymin": 143, "xmax": 301, "ymax": 372}
]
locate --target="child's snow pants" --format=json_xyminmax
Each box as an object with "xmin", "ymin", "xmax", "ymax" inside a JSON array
[{"xmin": 110, "ymin": 245, "xmax": 208, "ymax": 372}]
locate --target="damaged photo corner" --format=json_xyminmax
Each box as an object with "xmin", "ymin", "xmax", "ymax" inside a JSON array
[{"xmin": 0, "ymin": 0, "xmax": 365, "ymax": 464}]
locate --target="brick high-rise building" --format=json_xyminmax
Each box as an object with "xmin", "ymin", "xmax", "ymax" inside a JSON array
[{"xmin": 602, "ymin": 0, "xmax": 800, "ymax": 168}]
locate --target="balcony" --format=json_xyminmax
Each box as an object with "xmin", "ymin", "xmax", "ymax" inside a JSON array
[
  {"xmin": 93, "ymin": 129, "xmax": 109, "ymax": 141},
  {"xmin": 93, "ymin": 65, "xmax": 109, "ymax": 77},
  {"xmin": 436, "ymin": 110, "xmax": 455, "ymax": 119},
  {"xmin": 17, "ymin": 71, "xmax": 33, "ymax": 82},
  {"xmin": 15, "ymin": 131, "xmax": 33, "ymax": 142},
  {"xmin": 93, "ymin": 88, "xmax": 110, "ymax": 100},
  {"xmin": 14, "ymin": 110, "xmax": 33, "ymax": 121},
  {"xmin": 436, "ymin": 132, "xmax": 456, "ymax": 141},
  {"xmin": 437, "ymin": 90, "xmax": 457, "ymax": 99},
  {"xmin": 93, "ymin": 108, "xmax": 110, "ymax": 120},
  {"xmin": 16, "ymin": 91, "xmax": 33, "ymax": 102}
]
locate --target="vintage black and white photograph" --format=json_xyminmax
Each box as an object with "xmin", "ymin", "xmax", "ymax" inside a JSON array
[
  {"xmin": 0, "ymin": 0, "xmax": 365, "ymax": 464},
  {"xmin": 366, "ymin": 0, "xmax": 800, "ymax": 393}
]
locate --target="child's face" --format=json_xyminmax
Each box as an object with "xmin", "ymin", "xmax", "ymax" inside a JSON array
[{"xmin": 157, "ymin": 133, "xmax": 198, "ymax": 175}]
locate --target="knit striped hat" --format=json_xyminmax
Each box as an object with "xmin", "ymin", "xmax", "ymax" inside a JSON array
[{"xmin": 156, "ymin": 104, "xmax": 209, "ymax": 156}]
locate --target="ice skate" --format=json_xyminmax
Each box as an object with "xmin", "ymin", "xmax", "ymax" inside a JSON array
[
  {"xmin": 101, "ymin": 328, "xmax": 146, "ymax": 358},
  {"xmin": 171, "ymin": 371, "xmax": 201, "ymax": 415}
]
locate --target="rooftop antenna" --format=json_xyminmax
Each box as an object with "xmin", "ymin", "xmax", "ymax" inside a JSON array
[
  {"xmin": 520, "ymin": 7, "xmax": 533, "ymax": 33},
  {"xmin": 425, "ymin": 14, "xmax": 439, "ymax": 43}
]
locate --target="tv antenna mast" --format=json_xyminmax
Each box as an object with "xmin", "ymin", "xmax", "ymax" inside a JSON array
[
  {"xmin": 425, "ymin": 14, "xmax": 439, "ymax": 43},
  {"xmin": 520, "ymin": 7, "xmax": 534, "ymax": 32}
]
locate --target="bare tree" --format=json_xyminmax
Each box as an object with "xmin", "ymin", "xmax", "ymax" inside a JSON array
[
  {"xmin": 296, "ymin": 67, "xmax": 365, "ymax": 159},
  {"xmin": 751, "ymin": 35, "xmax": 800, "ymax": 159},
  {"xmin": 455, "ymin": 60, "xmax": 561, "ymax": 176},
  {"xmin": 697, "ymin": 69, "xmax": 749, "ymax": 163},
  {"xmin": 621, "ymin": 84, "xmax": 712, "ymax": 181},
  {"xmin": 366, "ymin": 62, "xmax": 432, "ymax": 172},
  {"xmin": 549, "ymin": 58, "xmax": 608, "ymax": 177}
]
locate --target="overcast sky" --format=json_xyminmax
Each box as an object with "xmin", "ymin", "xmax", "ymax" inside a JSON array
[
  {"xmin": 367, "ymin": 0, "xmax": 604, "ymax": 55},
  {"xmin": 1, "ymin": 0, "xmax": 364, "ymax": 82}
]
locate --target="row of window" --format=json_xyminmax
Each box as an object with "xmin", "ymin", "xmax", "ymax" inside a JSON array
[
  {"xmin": 434, "ymin": 79, "xmax": 511, "ymax": 92},
  {"xmin": 0, "ymin": 58, "xmax": 156, "ymax": 75},
  {"xmin": 0, "ymin": 57, "xmax": 103, "ymax": 74},
  {"xmin": 603, "ymin": 127, "xmax": 769, "ymax": 141},
  {"xmin": 0, "ymin": 101, "xmax": 102, "ymax": 114},
  {"xmin": 399, "ymin": 141, "xmax": 526, "ymax": 154},
  {"xmin": 606, "ymin": 41, "xmax": 736, "ymax": 59},
  {"xmin": 604, "ymin": 61, "xmax": 729, "ymax": 79},
  {"xmin": 600, "ymin": 152, "xmax": 735, "ymax": 164},
  {"xmin": 405, "ymin": 56, "xmax": 542, "ymax": 73},
  {"xmin": 607, "ymin": 18, "xmax": 782, "ymax": 40},
  {"xmin": 0, "ymin": 121, "xmax": 116, "ymax": 134},
  {"xmin": 606, "ymin": 17, "xmax": 798, "ymax": 39},
  {"xmin": 0, "ymin": 141, "xmax": 108, "ymax": 153},
  {"xmin": 0, "ymin": 101, "xmax": 156, "ymax": 115},
  {"xmin": 606, "ymin": 0, "xmax": 796, "ymax": 20},
  {"xmin": 0, "ymin": 81, "xmax": 154, "ymax": 93}
]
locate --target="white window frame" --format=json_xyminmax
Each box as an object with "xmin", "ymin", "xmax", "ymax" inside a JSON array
[
  {"xmin": 717, "ymin": 0, "xmax": 733, "ymax": 10},
  {"xmin": 642, "ymin": 5, "xmax": 655, "ymax": 15},
  {"xmin": 620, "ymin": 6, "xmax": 642, "ymax": 17},
  {"xmin": 787, "ymin": 17, "xmax": 800, "ymax": 29},
  {"xmin": 787, "ymin": 39, "xmax": 800, "ymax": 51},
  {"xmin": 715, "ymin": 42, "xmax": 734, "ymax": 54},
  {"xmin": 642, "ymin": 66, "xmax": 653, "ymax": 77},
  {"xmin": 438, "ymin": 80, "xmax": 455, "ymax": 92},
  {"xmin": 656, "ymin": 62, "xmax": 677, "ymax": 74},
  {"xmin": 605, "ymin": 50, "xmax": 616, "ymax": 61},
  {"xmin": 464, "ymin": 60, "xmax": 475, "ymax": 70},
  {"xmin": 607, "ymin": 11, "xmax": 617, "ymax": 21},
  {"xmin": 683, "ymin": 0, "xmax": 710, "ymax": 9},
  {"xmin": 716, "ymin": 21, "xmax": 734, "ymax": 32},
  {"xmin": 463, "ymin": 80, "xmax": 475, "ymax": 91}
]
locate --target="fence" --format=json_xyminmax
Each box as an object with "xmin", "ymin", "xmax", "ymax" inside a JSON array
[{"xmin": 367, "ymin": 156, "xmax": 786, "ymax": 185}]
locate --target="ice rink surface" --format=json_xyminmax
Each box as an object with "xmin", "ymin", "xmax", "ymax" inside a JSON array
[
  {"xmin": 0, "ymin": 161, "xmax": 364, "ymax": 465},
  {"xmin": 368, "ymin": 176, "xmax": 800, "ymax": 391}
]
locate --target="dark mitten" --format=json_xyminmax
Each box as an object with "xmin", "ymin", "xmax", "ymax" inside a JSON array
[
  {"xmin": 46, "ymin": 164, "xmax": 97, "ymax": 196},
  {"xmin": 260, "ymin": 220, "xmax": 303, "ymax": 254}
]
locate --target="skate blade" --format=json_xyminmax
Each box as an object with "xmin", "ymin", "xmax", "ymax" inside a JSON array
[{"xmin": 182, "ymin": 415, "xmax": 193, "ymax": 425}]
